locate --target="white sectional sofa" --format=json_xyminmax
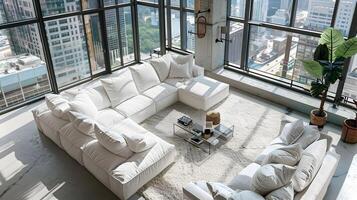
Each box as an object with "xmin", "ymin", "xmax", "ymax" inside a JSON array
[
  {"xmin": 32, "ymin": 53, "xmax": 229, "ymax": 200},
  {"xmin": 183, "ymin": 118, "xmax": 341, "ymax": 200}
]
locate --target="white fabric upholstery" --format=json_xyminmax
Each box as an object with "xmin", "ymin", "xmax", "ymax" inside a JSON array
[
  {"xmin": 94, "ymin": 124, "xmax": 133, "ymax": 158},
  {"xmin": 292, "ymin": 139, "xmax": 327, "ymax": 192},
  {"xmin": 265, "ymin": 183, "xmax": 294, "ymax": 200},
  {"xmin": 255, "ymin": 144, "xmax": 285, "ymax": 165},
  {"xmin": 112, "ymin": 119, "xmax": 157, "ymax": 153},
  {"xmin": 207, "ymin": 182, "xmax": 235, "ymax": 200},
  {"xmin": 262, "ymin": 143, "xmax": 303, "ymax": 166},
  {"xmin": 169, "ymin": 60, "xmax": 191, "ymax": 79},
  {"xmin": 45, "ymin": 94, "xmax": 70, "ymax": 121},
  {"xmin": 183, "ymin": 182, "xmax": 214, "ymax": 200},
  {"xmin": 228, "ymin": 163, "xmax": 261, "ymax": 191},
  {"xmin": 83, "ymin": 85, "xmax": 111, "ymax": 110},
  {"xmin": 59, "ymin": 123, "xmax": 95, "ymax": 165},
  {"xmin": 115, "ymin": 95, "xmax": 156, "ymax": 123},
  {"xmin": 295, "ymin": 149, "xmax": 340, "ymax": 200},
  {"xmin": 82, "ymin": 141, "xmax": 128, "ymax": 188},
  {"xmin": 179, "ymin": 76, "xmax": 229, "ymax": 111},
  {"xmin": 110, "ymin": 133, "xmax": 176, "ymax": 200},
  {"xmin": 230, "ymin": 190, "xmax": 265, "ymax": 200},
  {"xmin": 38, "ymin": 111, "xmax": 69, "ymax": 148},
  {"xmin": 101, "ymin": 69, "xmax": 139, "ymax": 107},
  {"xmin": 95, "ymin": 108, "xmax": 125, "ymax": 128},
  {"xmin": 279, "ymin": 119, "xmax": 304, "ymax": 145},
  {"xmin": 252, "ymin": 164, "xmax": 296, "ymax": 195},
  {"xmin": 172, "ymin": 54, "xmax": 193, "ymax": 77},
  {"xmin": 68, "ymin": 111, "xmax": 96, "ymax": 138},
  {"xmin": 143, "ymin": 83, "xmax": 178, "ymax": 112},
  {"xmin": 164, "ymin": 78, "xmax": 192, "ymax": 88},
  {"xmin": 69, "ymin": 93, "xmax": 98, "ymax": 118},
  {"xmin": 129, "ymin": 62, "xmax": 161, "ymax": 93},
  {"xmin": 294, "ymin": 125, "xmax": 320, "ymax": 149},
  {"xmin": 192, "ymin": 65, "xmax": 204, "ymax": 77},
  {"xmin": 149, "ymin": 54, "xmax": 172, "ymax": 81}
]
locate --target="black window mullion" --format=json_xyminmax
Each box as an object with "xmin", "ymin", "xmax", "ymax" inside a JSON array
[
  {"xmin": 131, "ymin": 0, "xmax": 141, "ymax": 61},
  {"xmin": 99, "ymin": 0, "xmax": 112, "ymax": 73},
  {"xmin": 166, "ymin": 0, "xmax": 172, "ymax": 48},
  {"xmin": 115, "ymin": 7, "xmax": 125, "ymax": 66},
  {"xmin": 181, "ymin": 0, "xmax": 187, "ymax": 50},
  {"xmin": 331, "ymin": 0, "xmax": 341, "ymax": 27},
  {"xmin": 159, "ymin": 0, "xmax": 166, "ymax": 55},
  {"xmin": 80, "ymin": 3, "xmax": 94, "ymax": 78},
  {"xmin": 224, "ymin": 0, "xmax": 231, "ymax": 65},
  {"xmin": 241, "ymin": 0, "xmax": 253, "ymax": 70},
  {"xmin": 32, "ymin": 0, "xmax": 59, "ymax": 94}
]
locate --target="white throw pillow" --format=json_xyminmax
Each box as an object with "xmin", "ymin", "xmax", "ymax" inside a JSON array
[
  {"xmin": 279, "ymin": 119, "xmax": 304, "ymax": 145},
  {"xmin": 94, "ymin": 124, "xmax": 133, "ymax": 158},
  {"xmin": 172, "ymin": 54, "xmax": 194, "ymax": 76},
  {"xmin": 68, "ymin": 111, "xmax": 96, "ymax": 138},
  {"xmin": 292, "ymin": 139, "xmax": 327, "ymax": 192},
  {"xmin": 207, "ymin": 182, "xmax": 235, "ymax": 200},
  {"xmin": 229, "ymin": 190, "xmax": 265, "ymax": 200},
  {"xmin": 129, "ymin": 62, "xmax": 161, "ymax": 93},
  {"xmin": 84, "ymin": 86, "xmax": 111, "ymax": 110},
  {"xmin": 169, "ymin": 60, "xmax": 191, "ymax": 79},
  {"xmin": 69, "ymin": 93, "xmax": 98, "ymax": 118},
  {"xmin": 265, "ymin": 183, "xmax": 294, "ymax": 200},
  {"xmin": 101, "ymin": 69, "xmax": 139, "ymax": 107},
  {"xmin": 149, "ymin": 54, "xmax": 172, "ymax": 81},
  {"xmin": 112, "ymin": 119, "xmax": 157, "ymax": 152},
  {"xmin": 45, "ymin": 94, "xmax": 70, "ymax": 121},
  {"xmin": 262, "ymin": 143, "xmax": 303, "ymax": 166},
  {"xmin": 252, "ymin": 164, "xmax": 296, "ymax": 196},
  {"xmin": 294, "ymin": 125, "xmax": 320, "ymax": 149}
]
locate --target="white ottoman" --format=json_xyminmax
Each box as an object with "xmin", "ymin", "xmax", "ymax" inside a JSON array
[{"xmin": 179, "ymin": 76, "xmax": 229, "ymax": 110}]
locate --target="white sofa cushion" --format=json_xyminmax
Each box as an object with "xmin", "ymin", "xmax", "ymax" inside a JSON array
[
  {"xmin": 95, "ymin": 108, "xmax": 125, "ymax": 128},
  {"xmin": 265, "ymin": 183, "xmax": 294, "ymax": 200},
  {"xmin": 172, "ymin": 54, "xmax": 193, "ymax": 77},
  {"xmin": 179, "ymin": 76, "xmax": 229, "ymax": 111},
  {"xmin": 255, "ymin": 144, "xmax": 285, "ymax": 165},
  {"xmin": 101, "ymin": 69, "xmax": 139, "ymax": 107},
  {"xmin": 142, "ymin": 83, "xmax": 178, "ymax": 111},
  {"xmin": 115, "ymin": 95, "xmax": 156, "ymax": 123},
  {"xmin": 82, "ymin": 141, "xmax": 129, "ymax": 187},
  {"xmin": 279, "ymin": 119, "xmax": 304, "ymax": 145},
  {"xmin": 292, "ymin": 139, "xmax": 327, "ymax": 192},
  {"xmin": 112, "ymin": 119, "xmax": 157, "ymax": 153},
  {"xmin": 262, "ymin": 143, "xmax": 303, "ymax": 166},
  {"xmin": 228, "ymin": 163, "xmax": 261, "ymax": 191},
  {"xmin": 59, "ymin": 123, "xmax": 96, "ymax": 165},
  {"xmin": 94, "ymin": 125, "xmax": 133, "ymax": 159},
  {"xmin": 230, "ymin": 190, "xmax": 265, "ymax": 200},
  {"xmin": 149, "ymin": 54, "xmax": 172, "ymax": 81},
  {"xmin": 206, "ymin": 182, "xmax": 235, "ymax": 200},
  {"xmin": 252, "ymin": 164, "xmax": 296, "ymax": 196},
  {"xmin": 69, "ymin": 93, "xmax": 98, "ymax": 118},
  {"xmin": 129, "ymin": 62, "xmax": 161, "ymax": 93},
  {"xmin": 169, "ymin": 60, "xmax": 191, "ymax": 79},
  {"xmin": 294, "ymin": 125, "xmax": 320, "ymax": 149},
  {"xmin": 38, "ymin": 111, "xmax": 69, "ymax": 147},
  {"xmin": 45, "ymin": 94, "xmax": 70, "ymax": 121},
  {"xmin": 83, "ymin": 85, "xmax": 111, "ymax": 110},
  {"xmin": 68, "ymin": 111, "xmax": 96, "ymax": 138}
]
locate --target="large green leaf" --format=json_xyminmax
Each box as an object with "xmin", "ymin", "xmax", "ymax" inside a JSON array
[
  {"xmin": 302, "ymin": 60, "xmax": 323, "ymax": 78},
  {"xmin": 310, "ymin": 81, "xmax": 328, "ymax": 97},
  {"xmin": 335, "ymin": 37, "xmax": 357, "ymax": 58},
  {"xmin": 319, "ymin": 28, "xmax": 344, "ymax": 61},
  {"xmin": 314, "ymin": 44, "xmax": 329, "ymax": 62}
]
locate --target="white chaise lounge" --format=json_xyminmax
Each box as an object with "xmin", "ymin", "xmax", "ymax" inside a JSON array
[{"xmin": 32, "ymin": 53, "xmax": 229, "ymax": 199}]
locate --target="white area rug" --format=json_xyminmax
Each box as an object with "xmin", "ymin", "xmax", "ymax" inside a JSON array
[{"xmin": 139, "ymin": 89, "xmax": 289, "ymax": 199}]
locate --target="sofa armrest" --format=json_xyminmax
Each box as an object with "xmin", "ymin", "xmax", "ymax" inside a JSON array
[
  {"xmin": 32, "ymin": 102, "xmax": 50, "ymax": 132},
  {"xmin": 183, "ymin": 182, "xmax": 214, "ymax": 200},
  {"xmin": 192, "ymin": 65, "xmax": 204, "ymax": 77},
  {"xmin": 294, "ymin": 148, "xmax": 340, "ymax": 200}
]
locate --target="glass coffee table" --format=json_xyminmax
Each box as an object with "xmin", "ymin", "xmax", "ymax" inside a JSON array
[{"xmin": 173, "ymin": 119, "xmax": 234, "ymax": 154}]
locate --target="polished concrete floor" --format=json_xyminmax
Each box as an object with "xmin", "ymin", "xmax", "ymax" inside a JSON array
[{"xmin": 0, "ymin": 88, "xmax": 356, "ymax": 200}]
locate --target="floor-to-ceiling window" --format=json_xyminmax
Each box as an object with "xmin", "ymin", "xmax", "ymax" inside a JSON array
[
  {"xmin": 226, "ymin": 0, "xmax": 357, "ymax": 107},
  {"xmin": 166, "ymin": 0, "xmax": 195, "ymax": 52}
]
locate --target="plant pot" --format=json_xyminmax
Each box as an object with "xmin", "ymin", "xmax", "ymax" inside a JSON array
[
  {"xmin": 341, "ymin": 119, "xmax": 357, "ymax": 144},
  {"xmin": 310, "ymin": 109, "xmax": 327, "ymax": 128}
]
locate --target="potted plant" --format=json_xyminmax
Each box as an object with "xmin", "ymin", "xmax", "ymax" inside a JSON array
[
  {"xmin": 302, "ymin": 28, "xmax": 357, "ymax": 128},
  {"xmin": 341, "ymin": 100, "xmax": 357, "ymax": 143}
]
